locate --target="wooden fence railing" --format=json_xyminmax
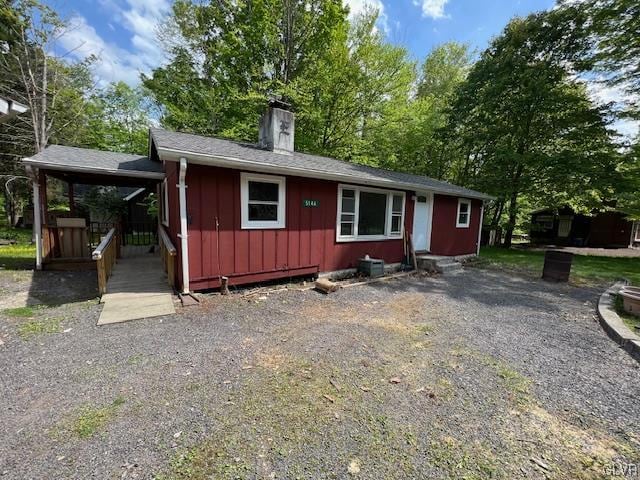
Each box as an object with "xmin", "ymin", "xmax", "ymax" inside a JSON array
[
  {"xmin": 158, "ymin": 225, "xmax": 176, "ymax": 288},
  {"xmin": 92, "ymin": 228, "xmax": 117, "ymax": 294}
]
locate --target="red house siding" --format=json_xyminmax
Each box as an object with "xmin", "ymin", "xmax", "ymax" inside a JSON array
[
  {"xmin": 429, "ymin": 194, "xmax": 482, "ymax": 256},
  {"xmin": 180, "ymin": 164, "xmax": 414, "ymax": 291}
]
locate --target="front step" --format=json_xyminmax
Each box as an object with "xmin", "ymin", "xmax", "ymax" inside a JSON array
[{"xmin": 417, "ymin": 256, "xmax": 463, "ymax": 275}]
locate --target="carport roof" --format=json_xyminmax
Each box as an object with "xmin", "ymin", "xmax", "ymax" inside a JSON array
[{"xmin": 23, "ymin": 144, "xmax": 164, "ymax": 180}]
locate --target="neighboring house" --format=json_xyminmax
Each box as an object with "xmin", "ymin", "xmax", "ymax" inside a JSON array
[
  {"xmin": 0, "ymin": 97, "xmax": 27, "ymax": 123},
  {"xmin": 530, "ymin": 207, "xmax": 639, "ymax": 248},
  {"xmin": 23, "ymin": 101, "xmax": 491, "ymax": 293}
]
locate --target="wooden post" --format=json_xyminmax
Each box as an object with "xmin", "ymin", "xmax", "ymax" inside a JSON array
[
  {"xmin": 67, "ymin": 181, "xmax": 75, "ymax": 216},
  {"xmin": 167, "ymin": 254, "xmax": 175, "ymax": 288},
  {"xmin": 221, "ymin": 276, "xmax": 230, "ymax": 295},
  {"xmin": 408, "ymin": 233, "xmax": 418, "ymax": 271}
]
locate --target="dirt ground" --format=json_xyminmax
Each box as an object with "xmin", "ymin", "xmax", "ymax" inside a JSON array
[{"xmin": 0, "ymin": 268, "xmax": 639, "ymax": 479}]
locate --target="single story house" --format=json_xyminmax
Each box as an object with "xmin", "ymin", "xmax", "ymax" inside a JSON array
[
  {"xmin": 530, "ymin": 207, "xmax": 639, "ymax": 248},
  {"xmin": 23, "ymin": 102, "xmax": 491, "ymax": 293}
]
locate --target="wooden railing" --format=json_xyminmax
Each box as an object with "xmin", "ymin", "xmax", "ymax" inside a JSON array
[
  {"xmin": 92, "ymin": 228, "xmax": 117, "ymax": 294},
  {"xmin": 158, "ymin": 225, "xmax": 176, "ymax": 288}
]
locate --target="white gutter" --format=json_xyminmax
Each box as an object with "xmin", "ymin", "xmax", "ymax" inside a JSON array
[
  {"xmin": 177, "ymin": 157, "xmax": 190, "ymax": 293},
  {"xmin": 476, "ymin": 201, "xmax": 485, "ymax": 256},
  {"xmin": 156, "ymin": 146, "xmax": 493, "ymax": 201}
]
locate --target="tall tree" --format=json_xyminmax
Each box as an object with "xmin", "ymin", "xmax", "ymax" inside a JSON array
[
  {"xmin": 145, "ymin": 0, "xmax": 348, "ymax": 141},
  {"xmin": 0, "ymin": 0, "xmax": 94, "ymax": 224},
  {"xmin": 82, "ymin": 82, "xmax": 152, "ymax": 155},
  {"xmin": 554, "ymin": 0, "xmax": 640, "ymax": 118},
  {"xmin": 443, "ymin": 14, "xmax": 620, "ymax": 246}
]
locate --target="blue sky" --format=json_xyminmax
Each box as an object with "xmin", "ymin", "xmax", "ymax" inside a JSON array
[
  {"xmin": 47, "ymin": 0, "xmax": 555, "ymax": 84},
  {"xmin": 45, "ymin": 0, "xmax": 636, "ymax": 137}
]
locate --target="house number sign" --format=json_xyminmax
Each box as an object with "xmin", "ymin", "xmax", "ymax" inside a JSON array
[{"xmin": 302, "ymin": 199, "xmax": 320, "ymax": 208}]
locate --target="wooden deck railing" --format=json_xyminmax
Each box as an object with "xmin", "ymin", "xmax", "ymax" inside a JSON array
[
  {"xmin": 158, "ymin": 225, "xmax": 176, "ymax": 288},
  {"xmin": 92, "ymin": 228, "xmax": 117, "ymax": 294}
]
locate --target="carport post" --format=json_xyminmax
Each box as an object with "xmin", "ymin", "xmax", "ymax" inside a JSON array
[{"xmin": 25, "ymin": 164, "xmax": 42, "ymax": 270}]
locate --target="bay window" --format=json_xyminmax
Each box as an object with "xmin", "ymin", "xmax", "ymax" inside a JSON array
[{"xmin": 336, "ymin": 185, "xmax": 405, "ymax": 241}]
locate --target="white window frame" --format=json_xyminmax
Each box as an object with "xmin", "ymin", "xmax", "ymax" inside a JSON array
[
  {"xmin": 336, "ymin": 184, "xmax": 405, "ymax": 242},
  {"xmin": 160, "ymin": 178, "xmax": 169, "ymax": 227},
  {"xmin": 456, "ymin": 198, "xmax": 471, "ymax": 228},
  {"xmin": 240, "ymin": 172, "xmax": 286, "ymax": 229}
]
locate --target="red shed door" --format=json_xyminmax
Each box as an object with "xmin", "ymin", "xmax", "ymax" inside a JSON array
[{"xmin": 412, "ymin": 193, "xmax": 432, "ymax": 252}]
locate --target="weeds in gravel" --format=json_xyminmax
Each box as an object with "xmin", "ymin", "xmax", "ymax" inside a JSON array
[
  {"xmin": 71, "ymin": 396, "xmax": 126, "ymax": 438},
  {"xmin": 18, "ymin": 317, "xmax": 62, "ymax": 339},
  {"xmin": 4, "ymin": 306, "xmax": 39, "ymax": 317},
  {"xmin": 428, "ymin": 436, "xmax": 499, "ymax": 479}
]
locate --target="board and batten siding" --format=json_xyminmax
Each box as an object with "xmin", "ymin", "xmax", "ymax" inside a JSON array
[
  {"xmin": 429, "ymin": 194, "xmax": 483, "ymax": 256},
  {"xmin": 180, "ymin": 164, "xmax": 414, "ymax": 290}
]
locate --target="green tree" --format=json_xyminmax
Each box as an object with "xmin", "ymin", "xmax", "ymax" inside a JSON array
[
  {"xmin": 0, "ymin": 0, "xmax": 95, "ymax": 224},
  {"xmin": 554, "ymin": 0, "xmax": 640, "ymax": 118},
  {"xmin": 144, "ymin": 0, "xmax": 348, "ymax": 142},
  {"xmin": 83, "ymin": 82, "xmax": 152, "ymax": 155},
  {"xmin": 443, "ymin": 15, "xmax": 620, "ymax": 247}
]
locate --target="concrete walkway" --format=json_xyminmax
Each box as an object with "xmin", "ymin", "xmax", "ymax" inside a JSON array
[{"xmin": 97, "ymin": 252, "xmax": 176, "ymax": 325}]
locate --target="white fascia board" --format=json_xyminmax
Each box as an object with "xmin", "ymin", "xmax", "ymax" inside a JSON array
[
  {"xmin": 10, "ymin": 100, "xmax": 28, "ymax": 114},
  {"xmin": 156, "ymin": 146, "xmax": 493, "ymax": 200},
  {"xmin": 21, "ymin": 158, "xmax": 165, "ymax": 180}
]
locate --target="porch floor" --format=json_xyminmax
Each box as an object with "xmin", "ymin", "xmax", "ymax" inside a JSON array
[{"xmin": 97, "ymin": 249, "xmax": 175, "ymax": 325}]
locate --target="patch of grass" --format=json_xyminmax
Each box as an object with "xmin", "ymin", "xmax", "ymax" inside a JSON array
[
  {"xmin": 72, "ymin": 396, "xmax": 126, "ymax": 438},
  {"xmin": 477, "ymin": 246, "xmax": 640, "ymax": 285},
  {"xmin": 480, "ymin": 354, "xmax": 531, "ymax": 405},
  {"xmin": 126, "ymin": 353, "xmax": 145, "ymax": 365},
  {"xmin": 613, "ymin": 295, "xmax": 640, "ymax": 333},
  {"xmin": 0, "ymin": 243, "xmax": 36, "ymax": 270},
  {"xmin": 17, "ymin": 317, "xmax": 62, "ymax": 339},
  {"xmin": 4, "ymin": 306, "xmax": 38, "ymax": 317},
  {"xmin": 428, "ymin": 436, "xmax": 498, "ymax": 479}
]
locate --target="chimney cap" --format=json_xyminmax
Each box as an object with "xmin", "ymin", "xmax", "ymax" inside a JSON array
[{"xmin": 267, "ymin": 95, "xmax": 292, "ymax": 111}]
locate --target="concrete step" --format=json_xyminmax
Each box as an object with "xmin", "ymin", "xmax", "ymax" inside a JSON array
[{"xmin": 416, "ymin": 255, "xmax": 463, "ymax": 275}]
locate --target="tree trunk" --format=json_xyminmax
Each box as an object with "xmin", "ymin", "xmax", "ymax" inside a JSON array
[
  {"xmin": 503, "ymin": 190, "xmax": 518, "ymax": 248},
  {"xmin": 502, "ymin": 163, "xmax": 524, "ymax": 248}
]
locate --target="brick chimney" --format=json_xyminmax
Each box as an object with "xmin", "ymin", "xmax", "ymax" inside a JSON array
[{"xmin": 258, "ymin": 99, "xmax": 294, "ymax": 155}]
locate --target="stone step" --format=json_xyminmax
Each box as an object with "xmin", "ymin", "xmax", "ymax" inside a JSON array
[{"xmin": 416, "ymin": 256, "xmax": 463, "ymax": 275}]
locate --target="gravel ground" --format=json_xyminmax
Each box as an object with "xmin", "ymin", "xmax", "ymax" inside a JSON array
[
  {"xmin": 0, "ymin": 268, "xmax": 639, "ymax": 479},
  {"xmin": 524, "ymin": 245, "xmax": 640, "ymax": 258}
]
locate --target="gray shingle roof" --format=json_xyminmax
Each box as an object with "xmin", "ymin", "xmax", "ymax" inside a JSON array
[
  {"xmin": 23, "ymin": 144, "xmax": 164, "ymax": 178},
  {"xmin": 150, "ymin": 128, "xmax": 491, "ymax": 200}
]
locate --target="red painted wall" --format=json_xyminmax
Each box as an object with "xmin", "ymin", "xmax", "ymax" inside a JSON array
[
  {"xmin": 429, "ymin": 194, "xmax": 482, "ymax": 256},
  {"xmin": 179, "ymin": 165, "xmax": 414, "ymax": 291}
]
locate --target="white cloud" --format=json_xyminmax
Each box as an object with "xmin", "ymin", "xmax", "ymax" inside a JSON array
[
  {"xmin": 57, "ymin": 0, "xmax": 170, "ymax": 86},
  {"xmin": 413, "ymin": 0, "xmax": 450, "ymax": 19},
  {"xmin": 344, "ymin": 0, "xmax": 390, "ymax": 34},
  {"xmin": 586, "ymin": 80, "xmax": 639, "ymax": 140}
]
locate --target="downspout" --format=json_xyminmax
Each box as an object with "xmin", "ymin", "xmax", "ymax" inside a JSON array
[
  {"xmin": 26, "ymin": 165, "xmax": 42, "ymax": 270},
  {"xmin": 177, "ymin": 157, "xmax": 190, "ymax": 293},
  {"xmin": 476, "ymin": 201, "xmax": 485, "ymax": 256}
]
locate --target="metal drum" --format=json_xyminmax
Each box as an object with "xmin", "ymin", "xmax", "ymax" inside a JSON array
[{"xmin": 542, "ymin": 250, "xmax": 573, "ymax": 282}]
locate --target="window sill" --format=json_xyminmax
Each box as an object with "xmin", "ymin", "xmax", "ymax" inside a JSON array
[
  {"xmin": 241, "ymin": 224, "xmax": 286, "ymax": 230},
  {"xmin": 337, "ymin": 235, "xmax": 402, "ymax": 243},
  {"xmin": 456, "ymin": 225, "xmax": 470, "ymax": 229}
]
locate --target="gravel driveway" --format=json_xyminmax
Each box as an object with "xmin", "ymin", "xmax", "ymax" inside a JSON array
[{"xmin": 1, "ymin": 269, "xmax": 638, "ymax": 479}]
